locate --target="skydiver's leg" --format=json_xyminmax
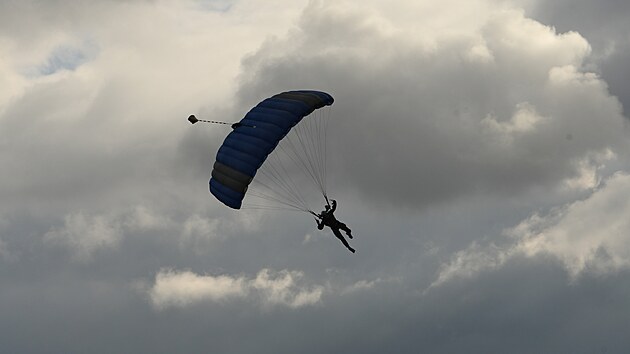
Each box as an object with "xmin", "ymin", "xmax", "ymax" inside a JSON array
[
  {"xmin": 332, "ymin": 228, "xmax": 355, "ymax": 253},
  {"xmin": 339, "ymin": 223, "xmax": 353, "ymax": 238}
]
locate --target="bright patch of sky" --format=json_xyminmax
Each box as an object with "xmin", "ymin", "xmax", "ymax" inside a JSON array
[
  {"xmin": 37, "ymin": 41, "xmax": 97, "ymax": 76},
  {"xmin": 195, "ymin": 0, "xmax": 235, "ymax": 12}
]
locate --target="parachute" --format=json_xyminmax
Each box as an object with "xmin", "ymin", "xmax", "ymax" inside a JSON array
[{"xmin": 208, "ymin": 90, "xmax": 334, "ymax": 211}]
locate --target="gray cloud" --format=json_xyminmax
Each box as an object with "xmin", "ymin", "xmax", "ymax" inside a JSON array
[
  {"xmin": 235, "ymin": 1, "xmax": 628, "ymax": 209},
  {"xmin": 1, "ymin": 0, "xmax": 630, "ymax": 353},
  {"xmin": 522, "ymin": 0, "xmax": 630, "ymax": 116}
]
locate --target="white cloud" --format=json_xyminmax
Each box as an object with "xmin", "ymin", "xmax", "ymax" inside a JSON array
[
  {"xmin": 149, "ymin": 269, "xmax": 248, "ymax": 310},
  {"xmin": 430, "ymin": 242, "xmax": 510, "ymax": 289},
  {"xmin": 44, "ymin": 212, "xmax": 122, "ymax": 262},
  {"xmin": 432, "ymin": 172, "xmax": 630, "ymax": 287},
  {"xmin": 341, "ymin": 278, "xmax": 383, "ymax": 295},
  {"xmin": 514, "ymin": 172, "xmax": 630, "ymax": 278},
  {"xmin": 149, "ymin": 268, "xmax": 324, "ymax": 310},
  {"xmin": 125, "ymin": 205, "xmax": 170, "ymax": 231},
  {"xmin": 563, "ymin": 149, "xmax": 616, "ymax": 191},
  {"xmin": 179, "ymin": 214, "xmax": 220, "ymax": 250},
  {"xmin": 481, "ymin": 102, "xmax": 547, "ymax": 137},
  {"xmin": 252, "ymin": 269, "xmax": 323, "ymax": 308},
  {"xmin": 42, "ymin": 206, "xmax": 224, "ymax": 261}
]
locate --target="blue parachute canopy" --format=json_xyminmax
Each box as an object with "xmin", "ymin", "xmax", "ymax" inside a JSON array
[{"xmin": 209, "ymin": 90, "xmax": 334, "ymax": 209}]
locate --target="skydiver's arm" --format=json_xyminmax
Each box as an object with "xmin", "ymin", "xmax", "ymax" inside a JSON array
[
  {"xmin": 315, "ymin": 218, "xmax": 324, "ymax": 230},
  {"xmin": 330, "ymin": 199, "xmax": 337, "ymax": 212}
]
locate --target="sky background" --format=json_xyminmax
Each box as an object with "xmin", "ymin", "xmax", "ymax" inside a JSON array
[{"xmin": 1, "ymin": 0, "xmax": 630, "ymax": 352}]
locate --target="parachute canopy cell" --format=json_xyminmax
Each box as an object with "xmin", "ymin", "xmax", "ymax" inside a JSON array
[{"xmin": 209, "ymin": 90, "xmax": 334, "ymax": 209}]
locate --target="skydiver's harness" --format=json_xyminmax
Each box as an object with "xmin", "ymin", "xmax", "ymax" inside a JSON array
[
  {"xmin": 310, "ymin": 195, "xmax": 332, "ymax": 219},
  {"xmin": 312, "ymin": 197, "xmax": 343, "ymax": 230}
]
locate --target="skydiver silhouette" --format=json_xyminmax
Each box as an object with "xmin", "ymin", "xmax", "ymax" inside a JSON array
[{"xmin": 315, "ymin": 199, "xmax": 355, "ymax": 253}]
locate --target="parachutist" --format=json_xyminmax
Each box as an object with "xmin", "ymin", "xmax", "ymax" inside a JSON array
[{"xmin": 315, "ymin": 199, "xmax": 355, "ymax": 253}]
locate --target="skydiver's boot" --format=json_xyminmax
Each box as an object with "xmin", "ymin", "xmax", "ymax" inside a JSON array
[
  {"xmin": 334, "ymin": 229, "xmax": 355, "ymax": 253},
  {"xmin": 340, "ymin": 224, "xmax": 353, "ymax": 239}
]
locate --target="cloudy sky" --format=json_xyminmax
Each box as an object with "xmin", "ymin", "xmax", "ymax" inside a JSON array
[{"xmin": 1, "ymin": 0, "xmax": 630, "ymax": 352}]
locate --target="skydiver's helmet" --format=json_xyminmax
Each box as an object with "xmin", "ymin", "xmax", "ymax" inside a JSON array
[{"xmin": 325, "ymin": 205, "xmax": 330, "ymax": 210}]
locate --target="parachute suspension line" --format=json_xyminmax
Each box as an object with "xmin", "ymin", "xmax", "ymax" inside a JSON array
[
  {"xmin": 282, "ymin": 130, "xmax": 323, "ymax": 196},
  {"xmin": 319, "ymin": 109, "xmax": 326, "ymax": 200},
  {"xmin": 287, "ymin": 107, "xmax": 331, "ymax": 203},
  {"xmin": 302, "ymin": 107, "xmax": 330, "ymax": 203},
  {"xmin": 317, "ymin": 107, "xmax": 328, "ymax": 194},
  {"xmin": 244, "ymin": 128, "xmax": 322, "ymax": 213},
  {"xmin": 263, "ymin": 150, "xmax": 311, "ymax": 210},
  {"xmin": 320, "ymin": 107, "xmax": 330, "ymax": 199},
  {"xmin": 241, "ymin": 105, "xmax": 332, "ymax": 215},
  {"xmin": 323, "ymin": 106, "xmax": 332, "ymax": 202},
  {"xmin": 294, "ymin": 123, "xmax": 320, "ymax": 192},
  {"xmin": 242, "ymin": 188, "xmax": 313, "ymax": 213},
  {"xmin": 242, "ymin": 205, "xmax": 312, "ymax": 213},
  {"xmin": 244, "ymin": 185, "xmax": 314, "ymax": 214},
  {"xmin": 247, "ymin": 187, "xmax": 309, "ymax": 212},
  {"xmin": 319, "ymin": 110, "xmax": 326, "ymax": 183},
  {"xmin": 291, "ymin": 112, "xmax": 327, "ymax": 197},
  {"xmin": 313, "ymin": 110, "xmax": 326, "ymax": 197},
  {"xmin": 253, "ymin": 151, "xmax": 310, "ymax": 212},
  {"xmin": 315, "ymin": 107, "xmax": 329, "ymax": 199}
]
